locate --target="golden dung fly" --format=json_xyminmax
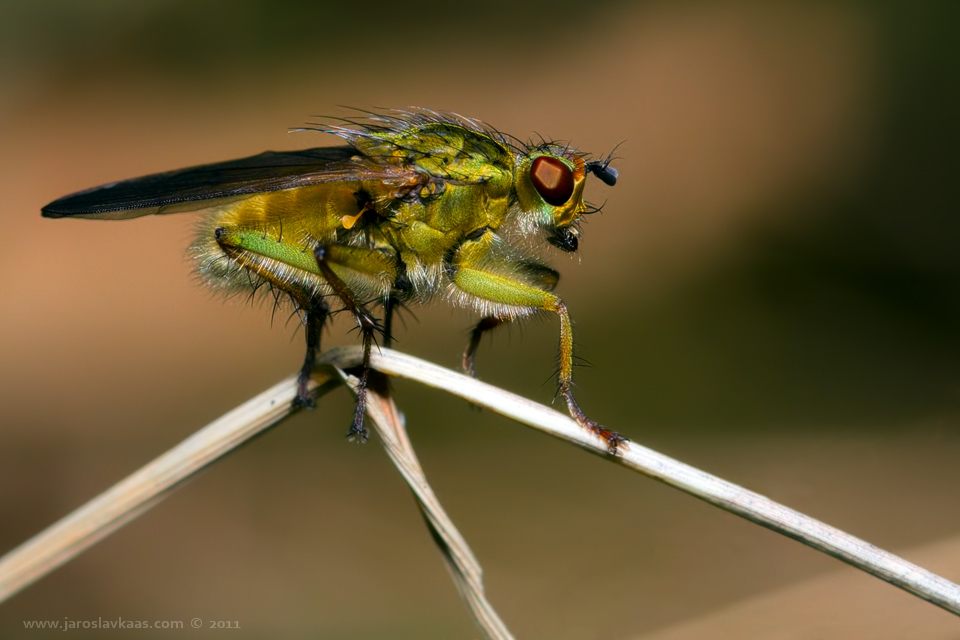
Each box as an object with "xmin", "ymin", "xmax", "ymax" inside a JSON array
[{"xmin": 42, "ymin": 110, "xmax": 625, "ymax": 452}]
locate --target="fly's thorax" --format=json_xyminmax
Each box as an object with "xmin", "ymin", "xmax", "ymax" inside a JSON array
[
  {"xmin": 415, "ymin": 180, "xmax": 511, "ymax": 234},
  {"xmin": 354, "ymin": 123, "xmax": 516, "ymax": 207},
  {"xmin": 379, "ymin": 155, "xmax": 515, "ymax": 268},
  {"xmin": 513, "ymin": 152, "xmax": 588, "ymax": 236}
]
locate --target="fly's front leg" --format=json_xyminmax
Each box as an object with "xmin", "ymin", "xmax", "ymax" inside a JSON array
[
  {"xmin": 453, "ymin": 265, "xmax": 628, "ymax": 454},
  {"xmin": 552, "ymin": 301, "xmax": 628, "ymax": 453},
  {"xmin": 313, "ymin": 244, "xmax": 390, "ymax": 443}
]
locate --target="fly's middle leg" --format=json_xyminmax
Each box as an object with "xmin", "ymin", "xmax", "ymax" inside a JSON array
[{"xmin": 462, "ymin": 316, "xmax": 505, "ymax": 378}]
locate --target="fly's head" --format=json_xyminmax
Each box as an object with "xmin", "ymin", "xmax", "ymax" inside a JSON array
[{"xmin": 515, "ymin": 144, "xmax": 618, "ymax": 253}]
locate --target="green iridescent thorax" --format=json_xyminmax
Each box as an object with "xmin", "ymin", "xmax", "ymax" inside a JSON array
[
  {"xmin": 352, "ymin": 122, "xmax": 521, "ymax": 260},
  {"xmin": 357, "ymin": 122, "xmax": 514, "ymax": 183}
]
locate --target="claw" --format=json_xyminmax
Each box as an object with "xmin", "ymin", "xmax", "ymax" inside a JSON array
[
  {"xmin": 347, "ymin": 424, "xmax": 369, "ymax": 443},
  {"xmin": 576, "ymin": 414, "xmax": 628, "ymax": 455},
  {"xmin": 562, "ymin": 385, "xmax": 628, "ymax": 455},
  {"xmin": 292, "ymin": 393, "xmax": 316, "ymax": 410}
]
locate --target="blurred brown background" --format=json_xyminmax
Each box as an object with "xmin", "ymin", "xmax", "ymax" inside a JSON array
[{"xmin": 2, "ymin": 0, "xmax": 960, "ymax": 638}]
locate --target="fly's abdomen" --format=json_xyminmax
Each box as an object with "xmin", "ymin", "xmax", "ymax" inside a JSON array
[{"xmin": 191, "ymin": 183, "xmax": 394, "ymax": 303}]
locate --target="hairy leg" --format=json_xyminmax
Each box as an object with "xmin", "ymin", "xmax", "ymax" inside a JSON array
[
  {"xmin": 453, "ymin": 263, "xmax": 627, "ymax": 454},
  {"xmin": 462, "ymin": 316, "xmax": 505, "ymax": 378},
  {"xmin": 313, "ymin": 245, "xmax": 384, "ymax": 442},
  {"xmin": 293, "ymin": 297, "xmax": 331, "ymax": 408}
]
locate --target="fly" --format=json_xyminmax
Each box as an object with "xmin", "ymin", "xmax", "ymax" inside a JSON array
[{"xmin": 42, "ymin": 109, "xmax": 626, "ymax": 453}]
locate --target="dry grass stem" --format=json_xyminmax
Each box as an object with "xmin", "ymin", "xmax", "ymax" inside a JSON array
[
  {"xmin": 321, "ymin": 346, "xmax": 960, "ymax": 617},
  {"xmin": 0, "ymin": 370, "xmax": 341, "ymax": 602},
  {"xmin": 1, "ymin": 344, "xmax": 958, "ymax": 631},
  {"xmin": 338, "ymin": 368, "xmax": 514, "ymax": 640}
]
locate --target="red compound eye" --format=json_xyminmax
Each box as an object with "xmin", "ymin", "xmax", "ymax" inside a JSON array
[{"xmin": 530, "ymin": 156, "xmax": 574, "ymax": 206}]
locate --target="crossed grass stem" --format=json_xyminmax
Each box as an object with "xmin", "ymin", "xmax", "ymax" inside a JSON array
[{"xmin": 0, "ymin": 346, "xmax": 958, "ymax": 639}]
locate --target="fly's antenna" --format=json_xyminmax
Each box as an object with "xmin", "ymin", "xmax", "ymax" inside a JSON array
[
  {"xmin": 585, "ymin": 161, "xmax": 618, "ymax": 186},
  {"xmin": 585, "ymin": 141, "xmax": 623, "ymax": 186}
]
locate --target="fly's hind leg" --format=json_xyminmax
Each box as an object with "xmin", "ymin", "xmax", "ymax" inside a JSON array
[
  {"xmin": 211, "ymin": 225, "xmax": 393, "ymax": 431},
  {"xmin": 293, "ymin": 297, "xmax": 331, "ymax": 408},
  {"xmin": 313, "ymin": 245, "xmax": 388, "ymax": 443}
]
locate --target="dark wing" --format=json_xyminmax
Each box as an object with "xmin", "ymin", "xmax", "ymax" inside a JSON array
[{"xmin": 42, "ymin": 146, "xmax": 378, "ymax": 219}]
